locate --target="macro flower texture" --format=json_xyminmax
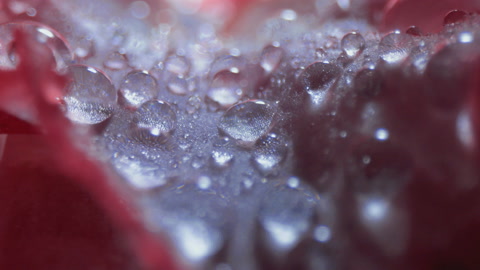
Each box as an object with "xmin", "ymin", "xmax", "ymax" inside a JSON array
[{"xmin": 1, "ymin": 0, "xmax": 480, "ymax": 269}]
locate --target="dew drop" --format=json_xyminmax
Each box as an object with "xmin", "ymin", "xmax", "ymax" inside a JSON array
[
  {"xmin": 0, "ymin": 22, "xmax": 73, "ymax": 71},
  {"xmin": 313, "ymin": 225, "xmax": 331, "ymax": 243},
  {"xmin": 260, "ymin": 45, "xmax": 284, "ymax": 74},
  {"xmin": 280, "ymin": 9, "xmax": 297, "ymax": 21},
  {"xmin": 298, "ymin": 62, "xmax": 342, "ymax": 92},
  {"xmin": 252, "ymin": 134, "xmax": 288, "ymax": 173},
  {"xmin": 406, "ymin": 26, "xmax": 422, "ymax": 36},
  {"xmin": 104, "ymin": 51, "xmax": 128, "ymax": 70},
  {"xmin": 443, "ymin": 10, "xmax": 467, "ymax": 26},
  {"xmin": 186, "ymin": 95, "xmax": 202, "ymax": 114},
  {"xmin": 165, "ymin": 54, "xmax": 190, "ymax": 77},
  {"xmin": 207, "ymin": 70, "xmax": 243, "ymax": 108},
  {"xmin": 378, "ymin": 31, "xmax": 413, "ymax": 64},
  {"xmin": 211, "ymin": 150, "xmax": 234, "ymax": 169},
  {"xmin": 218, "ymin": 100, "xmax": 276, "ymax": 144},
  {"xmin": 131, "ymin": 100, "xmax": 176, "ymax": 143},
  {"xmin": 119, "ymin": 70, "xmax": 158, "ymax": 107},
  {"xmin": 341, "ymin": 32, "xmax": 365, "ymax": 58},
  {"xmin": 210, "ymin": 55, "xmax": 246, "ymax": 78},
  {"xmin": 374, "ymin": 128, "xmax": 389, "ymax": 141},
  {"xmin": 167, "ymin": 75, "xmax": 188, "ymax": 95},
  {"xmin": 130, "ymin": 1, "xmax": 150, "ymax": 19},
  {"xmin": 197, "ymin": 176, "xmax": 212, "ymax": 190},
  {"xmin": 64, "ymin": 65, "xmax": 116, "ymax": 124}
]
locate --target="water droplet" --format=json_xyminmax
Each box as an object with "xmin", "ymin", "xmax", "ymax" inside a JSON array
[
  {"xmin": 353, "ymin": 68, "xmax": 382, "ymax": 97},
  {"xmin": 443, "ymin": 10, "xmax": 467, "ymax": 26},
  {"xmin": 207, "ymin": 70, "xmax": 243, "ymax": 108},
  {"xmin": 252, "ymin": 133, "xmax": 288, "ymax": 173},
  {"xmin": 186, "ymin": 95, "xmax": 202, "ymax": 114},
  {"xmin": 336, "ymin": 0, "xmax": 350, "ymax": 10},
  {"xmin": 406, "ymin": 26, "xmax": 422, "ymax": 36},
  {"xmin": 457, "ymin": 110, "xmax": 475, "ymax": 150},
  {"xmin": 64, "ymin": 65, "xmax": 116, "ymax": 124},
  {"xmin": 287, "ymin": 177, "xmax": 300, "ymax": 188},
  {"xmin": 374, "ymin": 128, "xmax": 389, "ymax": 141},
  {"xmin": 260, "ymin": 45, "xmax": 284, "ymax": 74},
  {"xmin": 73, "ymin": 36, "xmax": 94, "ymax": 59},
  {"xmin": 218, "ymin": 100, "xmax": 276, "ymax": 144},
  {"xmin": 131, "ymin": 100, "xmax": 176, "ymax": 143},
  {"xmin": 164, "ymin": 54, "xmax": 190, "ymax": 77},
  {"xmin": 0, "ymin": 22, "xmax": 73, "ymax": 71},
  {"xmin": 313, "ymin": 225, "xmax": 331, "ymax": 243},
  {"xmin": 210, "ymin": 55, "xmax": 246, "ymax": 78},
  {"xmin": 166, "ymin": 75, "xmax": 188, "ymax": 95},
  {"xmin": 104, "ymin": 52, "xmax": 128, "ymax": 70},
  {"xmin": 281, "ymin": 9, "xmax": 297, "ymax": 21},
  {"xmin": 378, "ymin": 31, "xmax": 413, "ymax": 64},
  {"xmin": 197, "ymin": 176, "xmax": 212, "ymax": 189},
  {"xmin": 299, "ymin": 62, "xmax": 342, "ymax": 92},
  {"xmin": 130, "ymin": 1, "xmax": 150, "ymax": 19},
  {"xmin": 211, "ymin": 150, "xmax": 234, "ymax": 168},
  {"xmin": 119, "ymin": 70, "xmax": 158, "ymax": 107},
  {"xmin": 341, "ymin": 32, "xmax": 365, "ymax": 58},
  {"xmin": 258, "ymin": 188, "xmax": 317, "ymax": 252},
  {"xmin": 362, "ymin": 197, "xmax": 389, "ymax": 222},
  {"xmin": 458, "ymin": 31, "xmax": 474, "ymax": 43}
]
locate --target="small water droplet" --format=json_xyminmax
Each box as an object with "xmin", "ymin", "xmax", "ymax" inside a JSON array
[
  {"xmin": 299, "ymin": 62, "xmax": 342, "ymax": 92},
  {"xmin": 207, "ymin": 70, "xmax": 243, "ymax": 108},
  {"xmin": 64, "ymin": 65, "xmax": 116, "ymax": 124},
  {"xmin": 167, "ymin": 75, "xmax": 188, "ymax": 95},
  {"xmin": 165, "ymin": 54, "xmax": 190, "ymax": 77},
  {"xmin": 314, "ymin": 225, "xmax": 331, "ymax": 243},
  {"xmin": 341, "ymin": 32, "xmax": 365, "ymax": 58},
  {"xmin": 378, "ymin": 31, "xmax": 413, "ymax": 64},
  {"xmin": 130, "ymin": 1, "xmax": 151, "ymax": 19},
  {"xmin": 443, "ymin": 10, "xmax": 467, "ymax": 26},
  {"xmin": 131, "ymin": 100, "xmax": 176, "ymax": 143},
  {"xmin": 210, "ymin": 55, "xmax": 246, "ymax": 78},
  {"xmin": 374, "ymin": 128, "xmax": 389, "ymax": 141},
  {"xmin": 186, "ymin": 95, "xmax": 202, "ymax": 114},
  {"xmin": 197, "ymin": 176, "xmax": 212, "ymax": 189},
  {"xmin": 211, "ymin": 150, "xmax": 234, "ymax": 168},
  {"xmin": 252, "ymin": 133, "xmax": 288, "ymax": 173},
  {"xmin": 280, "ymin": 9, "xmax": 297, "ymax": 20},
  {"xmin": 458, "ymin": 31, "xmax": 474, "ymax": 43},
  {"xmin": 287, "ymin": 177, "xmax": 300, "ymax": 188},
  {"xmin": 218, "ymin": 100, "xmax": 276, "ymax": 144},
  {"xmin": 120, "ymin": 70, "xmax": 158, "ymax": 107},
  {"xmin": 260, "ymin": 45, "xmax": 284, "ymax": 74},
  {"xmin": 406, "ymin": 25, "xmax": 422, "ymax": 36},
  {"xmin": 104, "ymin": 52, "xmax": 128, "ymax": 70}
]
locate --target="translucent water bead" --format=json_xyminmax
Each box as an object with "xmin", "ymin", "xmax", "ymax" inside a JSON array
[
  {"xmin": 119, "ymin": 70, "xmax": 158, "ymax": 107},
  {"xmin": 218, "ymin": 100, "xmax": 277, "ymax": 145},
  {"xmin": 341, "ymin": 32, "xmax": 366, "ymax": 58},
  {"xmin": 131, "ymin": 100, "xmax": 177, "ymax": 143},
  {"xmin": 63, "ymin": 65, "xmax": 117, "ymax": 124},
  {"xmin": 0, "ymin": 21, "xmax": 73, "ymax": 71}
]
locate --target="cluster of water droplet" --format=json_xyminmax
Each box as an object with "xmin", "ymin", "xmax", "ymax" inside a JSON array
[{"xmin": 3, "ymin": 1, "xmax": 480, "ymax": 269}]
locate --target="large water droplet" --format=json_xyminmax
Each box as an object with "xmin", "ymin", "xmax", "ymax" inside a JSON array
[
  {"xmin": 0, "ymin": 22, "xmax": 73, "ymax": 71},
  {"xmin": 252, "ymin": 133, "xmax": 288, "ymax": 174},
  {"xmin": 131, "ymin": 100, "xmax": 176, "ymax": 143},
  {"xmin": 218, "ymin": 100, "xmax": 276, "ymax": 144},
  {"xmin": 207, "ymin": 70, "xmax": 244, "ymax": 108},
  {"xmin": 443, "ymin": 10, "xmax": 467, "ymax": 26},
  {"xmin": 64, "ymin": 65, "xmax": 117, "ymax": 124},
  {"xmin": 260, "ymin": 45, "xmax": 284, "ymax": 74},
  {"xmin": 298, "ymin": 62, "xmax": 342, "ymax": 92},
  {"xmin": 119, "ymin": 70, "xmax": 158, "ymax": 107},
  {"xmin": 378, "ymin": 31, "xmax": 413, "ymax": 64},
  {"xmin": 341, "ymin": 32, "xmax": 365, "ymax": 58}
]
